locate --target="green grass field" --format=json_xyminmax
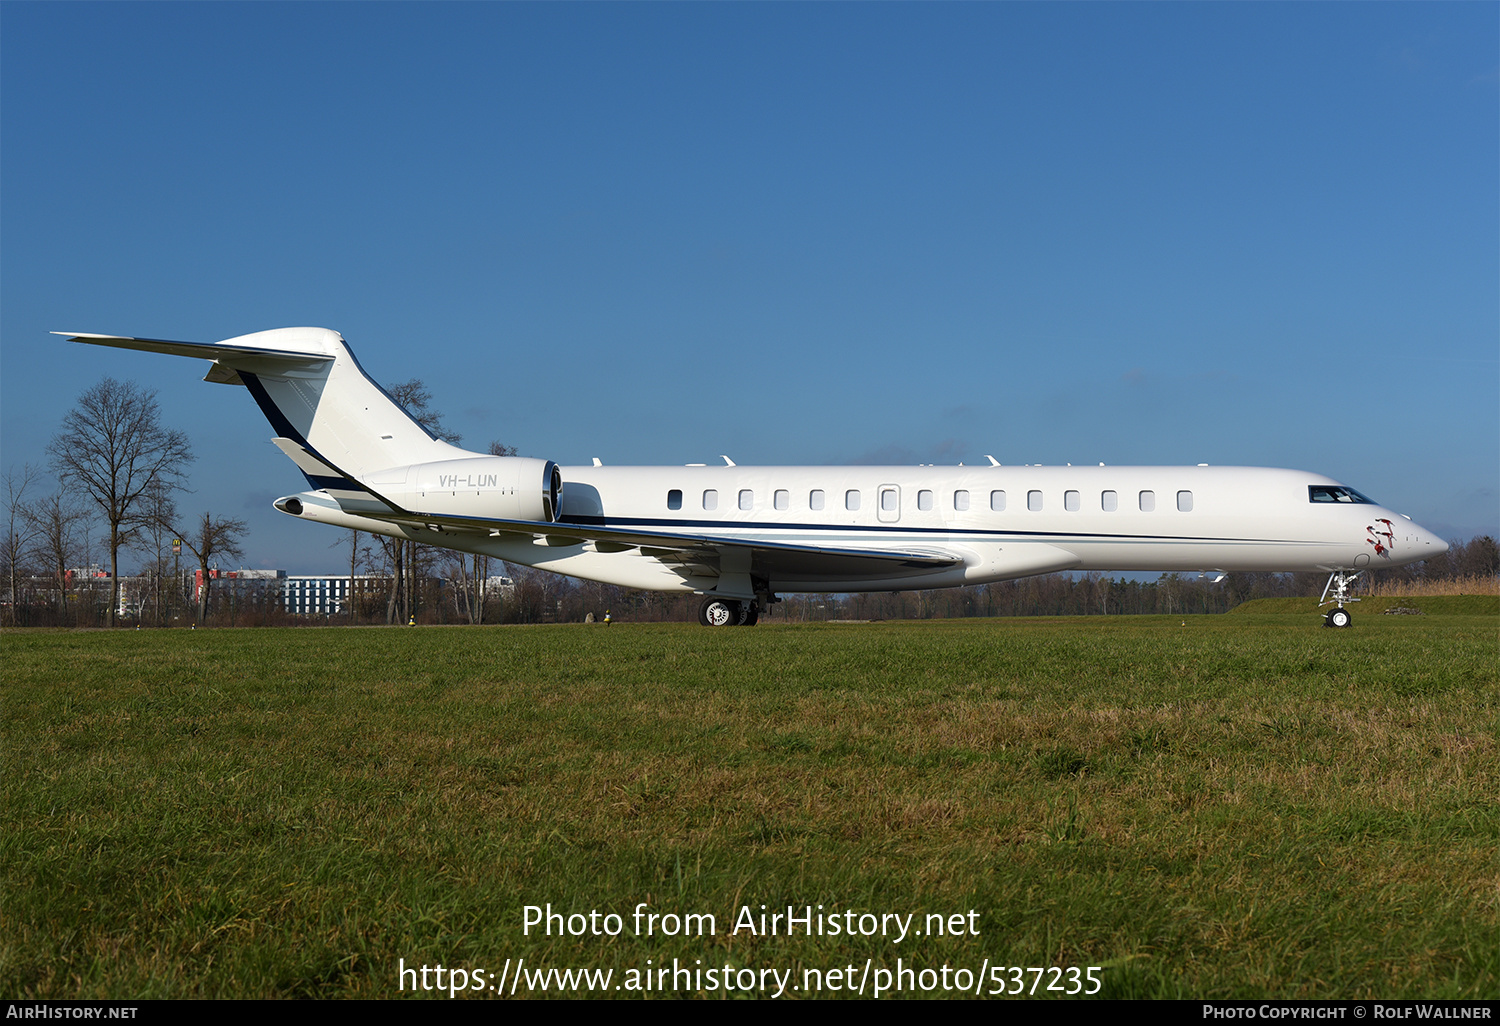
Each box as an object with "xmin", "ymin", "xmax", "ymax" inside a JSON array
[{"xmin": 3, "ymin": 613, "xmax": 1496, "ymax": 999}]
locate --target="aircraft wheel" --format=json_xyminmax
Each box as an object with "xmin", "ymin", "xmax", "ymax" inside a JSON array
[
  {"xmin": 738, "ymin": 602, "xmax": 760, "ymax": 626},
  {"xmin": 700, "ymin": 598, "xmax": 738, "ymax": 627},
  {"xmin": 1325, "ymin": 607, "xmax": 1352, "ymax": 628}
]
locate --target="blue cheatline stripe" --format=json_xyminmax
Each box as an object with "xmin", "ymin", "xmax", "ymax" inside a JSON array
[{"xmin": 556, "ymin": 513, "xmax": 1312, "ymax": 547}]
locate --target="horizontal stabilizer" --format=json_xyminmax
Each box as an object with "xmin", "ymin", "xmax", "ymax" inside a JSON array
[{"xmin": 53, "ymin": 332, "xmax": 334, "ymax": 365}]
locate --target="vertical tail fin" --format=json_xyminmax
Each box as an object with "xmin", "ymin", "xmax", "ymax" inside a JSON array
[{"xmin": 56, "ymin": 327, "xmax": 470, "ymax": 483}]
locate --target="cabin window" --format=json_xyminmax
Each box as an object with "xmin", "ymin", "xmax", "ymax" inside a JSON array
[
  {"xmin": 739, "ymin": 489, "xmax": 753, "ymax": 511},
  {"xmin": 1139, "ymin": 490, "xmax": 1155, "ymax": 512},
  {"xmin": 1102, "ymin": 490, "xmax": 1118, "ymax": 512},
  {"xmin": 990, "ymin": 490, "xmax": 1006, "ymax": 512},
  {"xmin": 845, "ymin": 489, "xmax": 861, "ymax": 511},
  {"xmin": 1065, "ymin": 490, "xmax": 1080, "ymax": 511},
  {"xmin": 1177, "ymin": 490, "xmax": 1193, "ymax": 512},
  {"xmin": 810, "ymin": 489, "xmax": 825, "ymax": 511},
  {"xmin": 667, "ymin": 489, "xmax": 682, "ymax": 510},
  {"xmin": 1028, "ymin": 489, "xmax": 1043, "ymax": 511},
  {"xmin": 881, "ymin": 488, "xmax": 897, "ymax": 512},
  {"xmin": 703, "ymin": 489, "xmax": 718, "ymax": 511},
  {"xmin": 774, "ymin": 489, "xmax": 789, "ymax": 511},
  {"xmin": 918, "ymin": 489, "xmax": 934, "ymax": 511},
  {"xmin": 954, "ymin": 489, "xmax": 970, "ymax": 511}
]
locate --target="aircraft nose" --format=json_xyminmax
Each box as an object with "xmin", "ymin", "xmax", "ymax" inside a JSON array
[
  {"xmin": 1411, "ymin": 520, "xmax": 1447, "ymax": 555},
  {"xmin": 1381, "ymin": 513, "xmax": 1446, "ymax": 565}
]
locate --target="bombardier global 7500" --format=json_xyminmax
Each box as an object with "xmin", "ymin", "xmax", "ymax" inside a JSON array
[{"xmin": 56, "ymin": 327, "xmax": 1447, "ymax": 627}]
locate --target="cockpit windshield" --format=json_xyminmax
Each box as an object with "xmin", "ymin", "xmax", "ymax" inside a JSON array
[{"xmin": 1309, "ymin": 485, "xmax": 1375, "ymax": 504}]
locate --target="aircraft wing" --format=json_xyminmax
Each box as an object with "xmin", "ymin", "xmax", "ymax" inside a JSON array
[{"xmin": 355, "ymin": 505, "xmax": 964, "ymax": 587}]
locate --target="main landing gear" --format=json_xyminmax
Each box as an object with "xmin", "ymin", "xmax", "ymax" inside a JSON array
[
  {"xmin": 699, "ymin": 598, "xmax": 760, "ymax": 627},
  {"xmin": 1319, "ymin": 569, "xmax": 1363, "ymax": 628}
]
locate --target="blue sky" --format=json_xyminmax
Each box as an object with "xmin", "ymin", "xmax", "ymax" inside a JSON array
[{"xmin": 3, "ymin": 2, "xmax": 1495, "ymax": 573}]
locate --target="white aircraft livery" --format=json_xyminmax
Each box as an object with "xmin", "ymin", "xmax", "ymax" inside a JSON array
[{"xmin": 57, "ymin": 327, "xmax": 1448, "ymax": 627}]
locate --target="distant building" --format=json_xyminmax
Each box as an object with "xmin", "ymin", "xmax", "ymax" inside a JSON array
[
  {"xmin": 281, "ymin": 574, "xmax": 390, "ymax": 616},
  {"xmin": 30, "ymin": 566, "xmax": 503, "ymax": 619},
  {"xmin": 192, "ymin": 569, "xmax": 395, "ymax": 616},
  {"xmin": 191, "ymin": 568, "xmax": 286, "ymax": 613}
]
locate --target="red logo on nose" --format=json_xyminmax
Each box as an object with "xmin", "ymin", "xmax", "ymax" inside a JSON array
[{"xmin": 1367, "ymin": 519, "xmax": 1395, "ymax": 558}]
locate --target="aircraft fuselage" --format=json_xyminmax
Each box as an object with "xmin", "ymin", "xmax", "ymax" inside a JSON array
[{"xmin": 56, "ymin": 327, "xmax": 1448, "ymax": 620}]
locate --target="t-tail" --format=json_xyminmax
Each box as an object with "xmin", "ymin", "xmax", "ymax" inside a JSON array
[{"xmin": 53, "ymin": 327, "xmax": 563, "ymax": 523}]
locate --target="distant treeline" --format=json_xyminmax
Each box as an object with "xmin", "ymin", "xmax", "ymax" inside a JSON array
[
  {"xmin": 519, "ymin": 535, "xmax": 1499, "ymax": 624},
  {"xmin": 6, "ymin": 536, "xmax": 1494, "ymax": 628}
]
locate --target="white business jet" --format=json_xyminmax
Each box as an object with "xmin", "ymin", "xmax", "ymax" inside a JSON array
[{"xmin": 56, "ymin": 327, "xmax": 1448, "ymax": 627}]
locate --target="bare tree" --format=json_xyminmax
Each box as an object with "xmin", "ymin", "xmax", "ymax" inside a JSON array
[
  {"xmin": 24, "ymin": 492, "xmax": 89, "ymax": 623},
  {"xmin": 439, "ymin": 549, "xmax": 474, "ymax": 623},
  {"xmin": 387, "ymin": 379, "xmax": 465, "ymax": 623},
  {"xmin": 371, "ymin": 531, "xmax": 405, "ymax": 624},
  {"xmin": 175, "ymin": 512, "xmax": 247, "ymax": 625},
  {"xmin": 48, "ymin": 378, "xmax": 193, "ymax": 626},
  {"xmin": 3, "ymin": 464, "xmax": 40, "ymax": 625},
  {"xmin": 465, "ymin": 441, "xmax": 521, "ymax": 624},
  {"xmin": 388, "ymin": 379, "xmax": 462, "ymax": 445},
  {"xmin": 333, "ymin": 528, "xmax": 372, "ymax": 623},
  {"xmin": 134, "ymin": 475, "xmax": 179, "ymax": 626},
  {"xmin": 1454, "ymin": 535, "xmax": 1499, "ymax": 580}
]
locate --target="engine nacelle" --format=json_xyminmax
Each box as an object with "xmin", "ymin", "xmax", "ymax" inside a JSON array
[{"xmin": 369, "ymin": 456, "xmax": 563, "ymax": 523}]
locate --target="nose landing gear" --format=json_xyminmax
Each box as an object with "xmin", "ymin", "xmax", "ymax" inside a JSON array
[{"xmin": 1319, "ymin": 569, "xmax": 1363, "ymax": 628}]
